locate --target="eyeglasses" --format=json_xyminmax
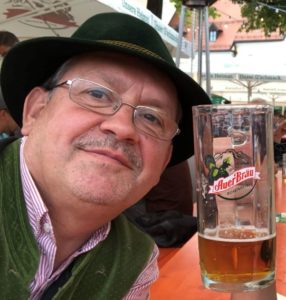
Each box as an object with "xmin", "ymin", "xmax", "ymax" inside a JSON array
[{"xmin": 52, "ymin": 78, "xmax": 180, "ymax": 141}]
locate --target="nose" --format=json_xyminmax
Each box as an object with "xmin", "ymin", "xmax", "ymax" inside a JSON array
[{"xmin": 99, "ymin": 103, "xmax": 139, "ymax": 142}]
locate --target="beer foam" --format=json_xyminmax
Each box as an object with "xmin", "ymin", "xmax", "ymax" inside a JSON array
[{"xmin": 200, "ymin": 226, "xmax": 275, "ymax": 242}]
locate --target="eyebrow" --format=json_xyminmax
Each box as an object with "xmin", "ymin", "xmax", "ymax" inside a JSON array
[{"xmin": 83, "ymin": 74, "xmax": 176, "ymax": 117}]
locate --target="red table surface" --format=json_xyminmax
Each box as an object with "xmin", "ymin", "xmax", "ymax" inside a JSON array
[{"xmin": 151, "ymin": 171, "xmax": 286, "ymax": 299}]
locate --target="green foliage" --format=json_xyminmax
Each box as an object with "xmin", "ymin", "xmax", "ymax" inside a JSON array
[
  {"xmin": 231, "ymin": 0, "xmax": 286, "ymax": 35},
  {"xmin": 169, "ymin": 0, "xmax": 182, "ymax": 11},
  {"xmin": 209, "ymin": 6, "xmax": 220, "ymax": 18}
]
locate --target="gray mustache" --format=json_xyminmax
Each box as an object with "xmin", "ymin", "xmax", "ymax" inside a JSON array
[{"xmin": 74, "ymin": 134, "xmax": 142, "ymax": 170}]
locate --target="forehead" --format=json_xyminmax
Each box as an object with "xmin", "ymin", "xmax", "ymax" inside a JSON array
[
  {"xmin": 60, "ymin": 51, "xmax": 181, "ymax": 119},
  {"xmin": 65, "ymin": 53, "xmax": 172, "ymax": 83},
  {"xmin": 59, "ymin": 52, "xmax": 180, "ymax": 116}
]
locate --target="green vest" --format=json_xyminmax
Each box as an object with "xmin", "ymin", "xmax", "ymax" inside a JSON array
[{"xmin": 0, "ymin": 140, "xmax": 154, "ymax": 299}]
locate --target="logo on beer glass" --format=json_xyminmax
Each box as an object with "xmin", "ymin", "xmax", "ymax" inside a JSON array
[{"xmin": 205, "ymin": 150, "xmax": 260, "ymax": 200}]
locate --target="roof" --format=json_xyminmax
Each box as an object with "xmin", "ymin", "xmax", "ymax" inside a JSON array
[{"xmin": 208, "ymin": 0, "xmax": 284, "ymax": 51}]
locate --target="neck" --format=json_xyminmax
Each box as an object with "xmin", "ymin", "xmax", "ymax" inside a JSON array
[{"xmin": 47, "ymin": 199, "xmax": 120, "ymax": 269}]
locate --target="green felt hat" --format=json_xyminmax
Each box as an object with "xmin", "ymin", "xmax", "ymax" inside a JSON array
[{"xmin": 0, "ymin": 12, "xmax": 210, "ymax": 166}]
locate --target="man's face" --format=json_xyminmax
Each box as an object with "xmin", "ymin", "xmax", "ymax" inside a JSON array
[{"xmin": 22, "ymin": 52, "xmax": 179, "ymax": 210}]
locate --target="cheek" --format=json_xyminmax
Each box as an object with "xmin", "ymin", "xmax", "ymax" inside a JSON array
[
  {"xmin": 25, "ymin": 109, "xmax": 80, "ymax": 166},
  {"xmin": 127, "ymin": 142, "xmax": 171, "ymax": 205},
  {"xmin": 39, "ymin": 105, "xmax": 95, "ymax": 143},
  {"xmin": 140, "ymin": 139, "xmax": 171, "ymax": 180}
]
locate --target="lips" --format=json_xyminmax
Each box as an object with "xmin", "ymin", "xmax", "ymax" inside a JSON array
[{"xmin": 79, "ymin": 147, "xmax": 133, "ymax": 169}]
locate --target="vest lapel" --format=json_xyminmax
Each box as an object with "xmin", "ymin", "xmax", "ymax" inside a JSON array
[{"xmin": 0, "ymin": 140, "xmax": 40, "ymax": 296}]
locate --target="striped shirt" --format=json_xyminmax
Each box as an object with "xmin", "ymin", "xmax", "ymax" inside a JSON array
[{"xmin": 19, "ymin": 137, "xmax": 159, "ymax": 300}]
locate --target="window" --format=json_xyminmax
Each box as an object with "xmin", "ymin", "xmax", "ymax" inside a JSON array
[{"xmin": 209, "ymin": 30, "xmax": 217, "ymax": 41}]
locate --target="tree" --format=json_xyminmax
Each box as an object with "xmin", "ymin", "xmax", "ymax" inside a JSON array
[{"xmin": 231, "ymin": 0, "xmax": 286, "ymax": 36}]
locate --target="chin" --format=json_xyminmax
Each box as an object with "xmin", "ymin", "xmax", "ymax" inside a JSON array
[{"xmin": 69, "ymin": 174, "xmax": 134, "ymax": 206}]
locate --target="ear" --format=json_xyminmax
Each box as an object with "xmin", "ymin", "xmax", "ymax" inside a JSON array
[{"xmin": 21, "ymin": 87, "xmax": 49, "ymax": 135}]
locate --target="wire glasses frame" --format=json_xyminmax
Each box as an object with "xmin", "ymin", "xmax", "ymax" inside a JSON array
[{"xmin": 52, "ymin": 78, "xmax": 180, "ymax": 141}]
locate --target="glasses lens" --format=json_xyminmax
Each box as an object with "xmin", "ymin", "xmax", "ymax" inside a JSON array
[
  {"xmin": 70, "ymin": 79, "xmax": 119, "ymax": 114},
  {"xmin": 134, "ymin": 106, "xmax": 179, "ymax": 140},
  {"xmin": 66, "ymin": 79, "xmax": 179, "ymax": 140}
]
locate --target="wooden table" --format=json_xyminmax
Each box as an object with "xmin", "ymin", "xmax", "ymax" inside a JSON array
[{"xmin": 151, "ymin": 171, "xmax": 286, "ymax": 299}]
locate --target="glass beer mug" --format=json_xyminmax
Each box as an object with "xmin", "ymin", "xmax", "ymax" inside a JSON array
[{"xmin": 192, "ymin": 105, "xmax": 276, "ymax": 292}]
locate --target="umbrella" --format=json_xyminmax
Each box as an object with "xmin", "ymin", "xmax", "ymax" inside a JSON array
[{"xmin": 0, "ymin": 0, "xmax": 192, "ymax": 57}]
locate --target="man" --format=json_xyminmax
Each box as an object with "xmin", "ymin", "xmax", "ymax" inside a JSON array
[
  {"xmin": 0, "ymin": 95, "xmax": 20, "ymax": 139},
  {"xmin": 0, "ymin": 30, "xmax": 19, "ymax": 57},
  {"xmin": 251, "ymin": 98, "xmax": 286, "ymax": 166},
  {"xmin": 0, "ymin": 31, "xmax": 20, "ymax": 139},
  {"xmin": 0, "ymin": 13, "xmax": 210, "ymax": 299}
]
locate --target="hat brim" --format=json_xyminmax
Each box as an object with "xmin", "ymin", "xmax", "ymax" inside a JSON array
[{"xmin": 1, "ymin": 37, "xmax": 211, "ymax": 166}]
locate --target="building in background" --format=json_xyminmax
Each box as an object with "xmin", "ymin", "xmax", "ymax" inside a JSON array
[{"xmin": 176, "ymin": 0, "xmax": 286, "ymax": 109}]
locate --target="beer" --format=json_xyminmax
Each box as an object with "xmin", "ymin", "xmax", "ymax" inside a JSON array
[
  {"xmin": 198, "ymin": 227, "xmax": 275, "ymax": 290},
  {"xmin": 193, "ymin": 105, "xmax": 276, "ymax": 292}
]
